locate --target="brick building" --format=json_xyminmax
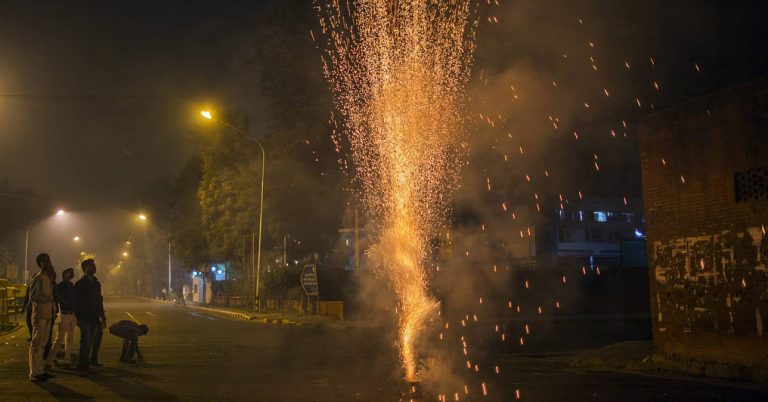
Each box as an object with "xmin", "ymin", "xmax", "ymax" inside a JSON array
[{"xmin": 639, "ymin": 78, "xmax": 768, "ymax": 379}]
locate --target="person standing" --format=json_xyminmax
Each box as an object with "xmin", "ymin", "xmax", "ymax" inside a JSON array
[
  {"xmin": 22, "ymin": 286, "xmax": 32, "ymax": 342},
  {"xmin": 90, "ymin": 290, "xmax": 106, "ymax": 366},
  {"xmin": 46, "ymin": 268, "xmax": 76, "ymax": 368},
  {"xmin": 74, "ymin": 259, "xmax": 106, "ymax": 375},
  {"xmin": 42, "ymin": 269, "xmax": 58, "ymax": 365},
  {"xmin": 28, "ymin": 253, "xmax": 57, "ymax": 382}
]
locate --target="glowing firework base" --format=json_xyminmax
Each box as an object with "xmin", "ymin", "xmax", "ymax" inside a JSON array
[{"xmin": 401, "ymin": 380, "xmax": 425, "ymax": 401}]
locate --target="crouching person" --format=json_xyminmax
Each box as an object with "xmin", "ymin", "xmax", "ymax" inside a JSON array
[{"xmin": 108, "ymin": 320, "xmax": 148, "ymax": 363}]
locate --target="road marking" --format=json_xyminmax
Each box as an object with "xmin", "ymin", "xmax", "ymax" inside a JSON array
[
  {"xmin": 145, "ymin": 312, "xmax": 157, "ymax": 317},
  {"xmin": 126, "ymin": 312, "xmax": 140, "ymax": 323},
  {"xmin": 188, "ymin": 312, "xmax": 216, "ymax": 320}
]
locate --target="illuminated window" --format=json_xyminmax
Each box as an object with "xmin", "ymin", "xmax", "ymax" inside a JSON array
[
  {"xmin": 593, "ymin": 211, "xmax": 607, "ymax": 222},
  {"xmin": 558, "ymin": 209, "xmax": 567, "ymax": 221},
  {"xmin": 576, "ymin": 211, "xmax": 584, "ymax": 222}
]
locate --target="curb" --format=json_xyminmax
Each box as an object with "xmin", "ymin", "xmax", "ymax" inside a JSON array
[
  {"xmin": 186, "ymin": 305, "xmax": 324, "ymax": 327},
  {"xmin": 256, "ymin": 317, "xmax": 306, "ymax": 326},
  {"xmin": 0, "ymin": 324, "xmax": 24, "ymax": 344},
  {"xmin": 187, "ymin": 305, "xmax": 254, "ymax": 321},
  {"xmin": 178, "ymin": 302, "xmax": 339, "ymax": 328}
]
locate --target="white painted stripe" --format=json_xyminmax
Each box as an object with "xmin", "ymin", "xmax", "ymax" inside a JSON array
[
  {"xmin": 145, "ymin": 312, "xmax": 157, "ymax": 317},
  {"xmin": 126, "ymin": 312, "xmax": 140, "ymax": 323},
  {"xmin": 188, "ymin": 312, "xmax": 216, "ymax": 320}
]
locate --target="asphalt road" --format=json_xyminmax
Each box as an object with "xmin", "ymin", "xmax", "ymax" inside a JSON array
[{"xmin": 0, "ymin": 298, "xmax": 765, "ymax": 402}]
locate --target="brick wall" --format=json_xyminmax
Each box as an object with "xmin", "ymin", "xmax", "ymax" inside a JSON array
[{"xmin": 638, "ymin": 78, "xmax": 768, "ymax": 375}]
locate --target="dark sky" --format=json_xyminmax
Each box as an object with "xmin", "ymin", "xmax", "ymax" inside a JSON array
[
  {"xmin": 0, "ymin": 1, "xmax": 268, "ymax": 207},
  {"xmin": 0, "ymin": 0, "xmax": 766, "ymax": 210}
]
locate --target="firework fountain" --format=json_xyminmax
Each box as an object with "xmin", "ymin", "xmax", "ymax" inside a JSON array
[{"xmin": 318, "ymin": 1, "xmax": 477, "ymax": 382}]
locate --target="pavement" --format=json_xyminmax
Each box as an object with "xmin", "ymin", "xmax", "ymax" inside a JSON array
[{"xmin": 0, "ymin": 298, "xmax": 765, "ymax": 401}]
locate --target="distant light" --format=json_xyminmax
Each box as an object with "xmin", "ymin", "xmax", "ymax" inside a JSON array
[
  {"xmin": 56, "ymin": 209, "xmax": 65, "ymax": 216},
  {"xmin": 80, "ymin": 251, "xmax": 85, "ymax": 255},
  {"xmin": 122, "ymin": 251, "xmax": 129, "ymax": 257},
  {"xmin": 125, "ymin": 241, "xmax": 132, "ymax": 245},
  {"xmin": 634, "ymin": 229, "xmax": 645, "ymax": 238},
  {"xmin": 138, "ymin": 214, "xmax": 147, "ymax": 221},
  {"xmin": 200, "ymin": 110, "xmax": 212, "ymax": 120},
  {"xmin": 73, "ymin": 236, "xmax": 80, "ymax": 242}
]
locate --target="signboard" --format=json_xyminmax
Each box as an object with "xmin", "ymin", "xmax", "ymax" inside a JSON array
[{"xmin": 301, "ymin": 265, "xmax": 319, "ymax": 297}]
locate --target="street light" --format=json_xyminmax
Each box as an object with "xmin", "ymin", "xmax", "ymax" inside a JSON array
[
  {"xmin": 24, "ymin": 209, "xmax": 66, "ymax": 283},
  {"xmin": 122, "ymin": 251, "xmax": 129, "ymax": 257},
  {"xmin": 73, "ymin": 236, "xmax": 80, "ymax": 242},
  {"xmin": 137, "ymin": 213, "xmax": 173, "ymax": 295},
  {"xmin": 200, "ymin": 109, "xmax": 266, "ymax": 312}
]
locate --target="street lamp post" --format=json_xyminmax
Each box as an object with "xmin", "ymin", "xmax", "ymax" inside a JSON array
[
  {"xmin": 136, "ymin": 214, "xmax": 172, "ymax": 295},
  {"xmin": 200, "ymin": 110, "xmax": 266, "ymax": 312}
]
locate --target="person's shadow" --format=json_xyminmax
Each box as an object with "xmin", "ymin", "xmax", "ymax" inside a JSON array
[
  {"xmin": 86, "ymin": 365, "xmax": 179, "ymax": 401},
  {"xmin": 33, "ymin": 381, "xmax": 96, "ymax": 401}
]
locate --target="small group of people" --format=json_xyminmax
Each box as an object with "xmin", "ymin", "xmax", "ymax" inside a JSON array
[{"xmin": 25, "ymin": 253, "xmax": 148, "ymax": 382}]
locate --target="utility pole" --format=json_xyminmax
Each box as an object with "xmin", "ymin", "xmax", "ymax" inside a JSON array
[
  {"xmin": 338, "ymin": 206, "xmax": 362, "ymax": 270},
  {"xmin": 252, "ymin": 232, "xmax": 257, "ymax": 311}
]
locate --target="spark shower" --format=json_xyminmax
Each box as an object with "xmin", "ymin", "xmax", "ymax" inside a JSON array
[{"xmin": 318, "ymin": 1, "xmax": 477, "ymax": 381}]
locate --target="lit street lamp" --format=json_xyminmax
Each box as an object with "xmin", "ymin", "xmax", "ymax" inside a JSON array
[
  {"xmin": 24, "ymin": 209, "xmax": 66, "ymax": 283},
  {"xmin": 200, "ymin": 109, "xmax": 266, "ymax": 311},
  {"xmin": 137, "ymin": 213, "xmax": 173, "ymax": 295}
]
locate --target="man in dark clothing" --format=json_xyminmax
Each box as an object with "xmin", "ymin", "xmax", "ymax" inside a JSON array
[
  {"xmin": 74, "ymin": 259, "xmax": 106, "ymax": 375},
  {"xmin": 108, "ymin": 320, "xmax": 148, "ymax": 363},
  {"xmin": 90, "ymin": 291, "xmax": 105, "ymax": 366}
]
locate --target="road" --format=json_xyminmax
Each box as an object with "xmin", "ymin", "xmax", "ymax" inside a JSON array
[{"xmin": 0, "ymin": 298, "xmax": 765, "ymax": 401}]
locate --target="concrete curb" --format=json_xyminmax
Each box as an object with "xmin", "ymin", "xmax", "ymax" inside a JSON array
[
  {"xmin": 0, "ymin": 324, "xmax": 24, "ymax": 344},
  {"xmin": 186, "ymin": 305, "xmax": 254, "ymax": 321},
  {"xmin": 183, "ymin": 303, "xmax": 332, "ymax": 327}
]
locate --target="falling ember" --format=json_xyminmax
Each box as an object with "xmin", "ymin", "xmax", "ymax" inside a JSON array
[{"xmin": 319, "ymin": 1, "xmax": 477, "ymax": 382}]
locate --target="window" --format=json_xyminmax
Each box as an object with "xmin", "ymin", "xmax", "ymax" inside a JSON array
[
  {"xmin": 734, "ymin": 166, "xmax": 768, "ymax": 203},
  {"xmin": 576, "ymin": 211, "xmax": 584, "ymax": 222},
  {"xmin": 593, "ymin": 211, "xmax": 607, "ymax": 222},
  {"xmin": 558, "ymin": 209, "xmax": 568, "ymax": 221},
  {"xmin": 623, "ymin": 213, "xmax": 634, "ymax": 223}
]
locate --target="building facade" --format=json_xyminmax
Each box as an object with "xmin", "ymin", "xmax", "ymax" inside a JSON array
[{"xmin": 638, "ymin": 78, "xmax": 768, "ymax": 378}]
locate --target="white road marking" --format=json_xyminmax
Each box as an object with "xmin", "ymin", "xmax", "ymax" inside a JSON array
[
  {"xmin": 126, "ymin": 312, "xmax": 140, "ymax": 323},
  {"xmin": 145, "ymin": 311, "xmax": 157, "ymax": 317},
  {"xmin": 188, "ymin": 312, "xmax": 216, "ymax": 320}
]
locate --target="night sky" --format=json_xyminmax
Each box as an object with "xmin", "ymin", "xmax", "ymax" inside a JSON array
[
  {"xmin": 0, "ymin": 0, "xmax": 766, "ymax": 211},
  {"xmin": 0, "ymin": 1, "xmax": 267, "ymax": 206}
]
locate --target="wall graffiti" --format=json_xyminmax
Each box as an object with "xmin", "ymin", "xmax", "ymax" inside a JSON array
[{"xmin": 652, "ymin": 227, "xmax": 768, "ymax": 337}]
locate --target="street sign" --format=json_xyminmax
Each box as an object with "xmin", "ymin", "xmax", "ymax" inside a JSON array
[{"xmin": 301, "ymin": 265, "xmax": 319, "ymax": 297}]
